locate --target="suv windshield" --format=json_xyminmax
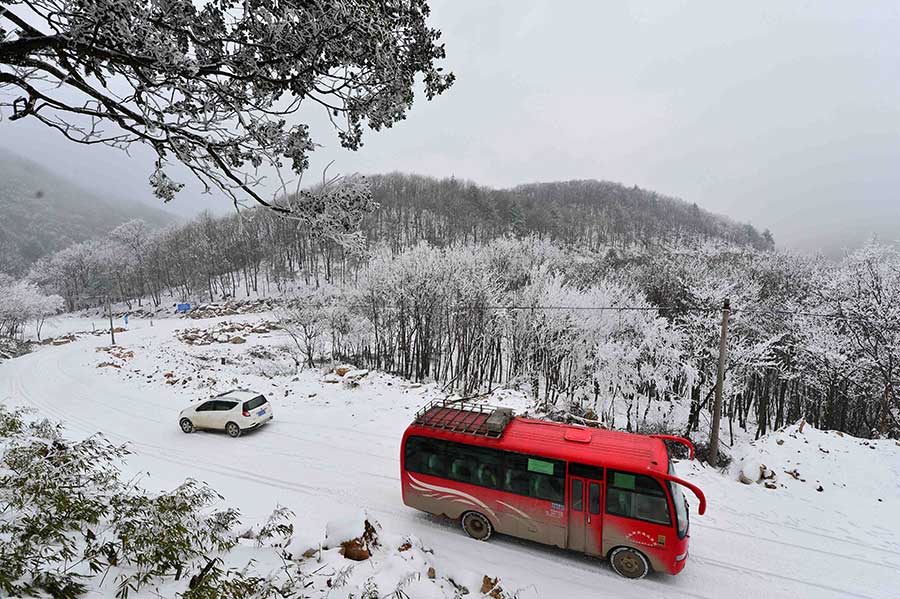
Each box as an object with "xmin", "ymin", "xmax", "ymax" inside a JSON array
[
  {"xmin": 669, "ymin": 459, "xmax": 689, "ymax": 538},
  {"xmin": 243, "ymin": 396, "xmax": 267, "ymax": 411}
]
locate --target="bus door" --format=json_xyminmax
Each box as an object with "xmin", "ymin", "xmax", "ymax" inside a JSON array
[{"xmin": 567, "ymin": 463, "xmax": 604, "ymax": 556}]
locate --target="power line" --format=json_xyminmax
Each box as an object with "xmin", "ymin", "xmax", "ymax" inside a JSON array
[
  {"xmin": 298, "ymin": 302, "xmax": 895, "ymax": 323},
  {"xmin": 729, "ymin": 307, "xmax": 898, "ymax": 325},
  {"xmin": 59, "ymin": 294, "xmax": 900, "ymax": 328},
  {"xmin": 367, "ymin": 304, "xmax": 716, "ymax": 312}
]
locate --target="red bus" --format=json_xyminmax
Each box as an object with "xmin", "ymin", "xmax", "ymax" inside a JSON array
[{"xmin": 400, "ymin": 400, "xmax": 706, "ymax": 579}]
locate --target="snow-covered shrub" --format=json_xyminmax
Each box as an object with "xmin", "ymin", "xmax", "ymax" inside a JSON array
[
  {"xmin": 0, "ymin": 277, "xmax": 63, "ymax": 340},
  {"xmin": 0, "ymin": 406, "xmax": 290, "ymax": 598},
  {"xmin": 279, "ymin": 283, "xmax": 346, "ymax": 367}
]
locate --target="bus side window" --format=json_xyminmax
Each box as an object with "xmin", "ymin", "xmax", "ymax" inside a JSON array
[
  {"xmin": 406, "ymin": 436, "xmax": 564, "ymax": 504},
  {"xmin": 606, "ymin": 470, "xmax": 671, "ymax": 526},
  {"xmin": 426, "ymin": 453, "xmax": 447, "ymax": 477},
  {"xmin": 476, "ymin": 463, "xmax": 499, "ymax": 488},
  {"xmin": 504, "ymin": 454, "xmax": 565, "ymax": 503},
  {"xmin": 450, "ymin": 456, "xmax": 476, "ymax": 483},
  {"xmin": 471, "ymin": 446, "xmax": 502, "ymax": 488},
  {"xmin": 588, "ymin": 482, "xmax": 601, "ymax": 514},
  {"xmin": 569, "ymin": 462, "xmax": 604, "ymax": 480},
  {"xmin": 404, "ymin": 436, "xmax": 428, "ymax": 474},
  {"xmin": 534, "ymin": 474, "xmax": 565, "ymax": 503},
  {"xmin": 571, "ymin": 479, "xmax": 583, "ymax": 511},
  {"xmin": 505, "ymin": 462, "xmax": 531, "ymax": 495},
  {"xmin": 405, "ymin": 436, "xmax": 449, "ymax": 478}
]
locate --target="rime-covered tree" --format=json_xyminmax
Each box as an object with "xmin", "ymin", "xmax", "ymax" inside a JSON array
[
  {"xmin": 823, "ymin": 243, "xmax": 900, "ymax": 436},
  {"xmin": 0, "ymin": 277, "xmax": 63, "ymax": 338},
  {"xmin": 0, "ymin": 0, "xmax": 453, "ymax": 216}
]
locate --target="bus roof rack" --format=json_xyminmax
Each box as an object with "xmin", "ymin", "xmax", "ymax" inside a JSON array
[{"xmin": 413, "ymin": 399, "xmax": 514, "ymax": 438}]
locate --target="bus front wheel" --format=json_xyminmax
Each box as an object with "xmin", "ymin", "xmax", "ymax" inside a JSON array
[
  {"xmin": 461, "ymin": 512, "xmax": 492, "ymax": 541},
  {"xmin": 609, "ymin": 546, "xmax": 650, "ymax": 579}
]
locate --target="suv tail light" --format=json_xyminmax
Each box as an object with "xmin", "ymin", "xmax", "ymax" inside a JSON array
[{"xmin": 242, "ymin": 410, "xmax": 250, "ymax": 417}]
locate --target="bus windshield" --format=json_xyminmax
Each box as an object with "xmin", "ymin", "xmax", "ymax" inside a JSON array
[{"xmin": 669, "ymin": 459, "xmax": 689, "ymax": 538}]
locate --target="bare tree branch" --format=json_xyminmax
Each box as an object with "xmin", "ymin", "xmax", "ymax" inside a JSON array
[{"xmin": 0, "ymin": 0, "xmax": 454, "ymax": 239}]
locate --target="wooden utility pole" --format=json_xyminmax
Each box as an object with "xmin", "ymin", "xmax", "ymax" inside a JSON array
[
  {"xmin": 708, "ymin": 298, "xmax": 730, "ymax": 467},
  {"xmin": 107, "ymin": 295, "xmax": 116, "ymax": 346}
]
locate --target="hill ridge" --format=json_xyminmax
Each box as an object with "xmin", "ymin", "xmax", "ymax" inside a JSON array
[
  {"xmin": 363, "ymin": 172, "xmax": 774, "ymax": 251},
  {"xmin": 0, "ymin": 148, "xmax": 175, "ymax": 275}
]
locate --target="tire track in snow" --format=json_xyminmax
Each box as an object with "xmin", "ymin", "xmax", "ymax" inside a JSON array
[
  {"xmin": 57, "ymin": 339, "xmax": 900, "ymax": 567},
  {"xmin": 8, "ymin": 364, "xmax": 377, "ymax": 504},
  {"xmin": 692, "ymin": 522, "xmax": 900, "ymax": 570},
  {"xmin": 710, "ymin": 503, "xmax": 900, "ymax": 558},
  {"xmin": 5, "ymin": 347, "xmax": 696, "ymax": 599},
  {"xmin": 3, "ymin": 335, "xmax": 897, "ymax": 599},
  {"xmin": 8, "ymin": 356, "xmax": 635, "ymax": 599},
  {"xmin": 14, "ymin": 381, "xmax": 879, "ymax": 599},
  {"xmin": 54, "ymin": 342, "xmax": 404, "ymax": 465},
  {"xmin": 8, "ymin": 344, "xmax": 414, "ymax": 529},
  {"xmin": 690, "ymin": 553, "xmax": 881, "ymax": 599}
]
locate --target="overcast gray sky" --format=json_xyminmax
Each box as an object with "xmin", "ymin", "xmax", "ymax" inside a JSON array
[{"xmin": 2, "ymin": 1, "xmax": 898, "ymax": 254}]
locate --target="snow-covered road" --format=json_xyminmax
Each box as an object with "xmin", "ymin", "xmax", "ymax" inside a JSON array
[{"xmin": 2, "ymin": 317, "xmax": 898, "ymax": 598}]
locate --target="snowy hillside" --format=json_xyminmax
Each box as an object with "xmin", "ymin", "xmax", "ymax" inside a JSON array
[
  {"xmin": 1, "ymin": 313, "xmax": 897, "ymax": 598},
  {"xmin": 0, "ymin": 149, "xmax": 174, "ymax": 276}
]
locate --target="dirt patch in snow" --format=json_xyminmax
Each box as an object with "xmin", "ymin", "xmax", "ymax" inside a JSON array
[
  {"xmin": 185, "ymin": 299, "xmax": 277, "ymax": 319},
  {"xmin": 175, "ymin": 320, "xmax": 278, "ymax": 346}
]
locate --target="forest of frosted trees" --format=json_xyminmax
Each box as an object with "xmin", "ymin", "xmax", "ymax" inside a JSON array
[
  {"xmin": 23, "ymin": 175, "xmax": 774, "ymax": 310},
  {"xmin": 6, "ymin": 174, "xmax": 899, "ymax": 443}
]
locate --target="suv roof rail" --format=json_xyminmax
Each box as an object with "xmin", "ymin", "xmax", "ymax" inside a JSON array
[
  {"xmin": 413, "ymin": 399, "xmax": 514, "ymax": 438},
  {"xmin": 213, "ymin": 388, "xmax": 252, "ymax": 398}
]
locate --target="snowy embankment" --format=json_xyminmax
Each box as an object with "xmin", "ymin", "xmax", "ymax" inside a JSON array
[{"xmin": 1, "ymin": 313, "xmax": 899, "ymax": 598}]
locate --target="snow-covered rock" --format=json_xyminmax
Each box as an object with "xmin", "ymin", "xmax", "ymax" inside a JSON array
[
  {"xmin": 334, "ymin": 364, "xmax": 355, "ymax": 376},
  {"xmin": 343, "ymin": 369, "xmax": 369, "ymax": 380},
  {"xmin": 324, "ymin": 510, "xmax": 372, "ymax": 549},
  {"xmin": 732, "ymin": 420, "xmax": 899, "ymax": 501}
]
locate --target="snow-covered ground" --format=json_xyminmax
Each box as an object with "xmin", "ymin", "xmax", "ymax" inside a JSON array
[{"xmin": 2, "ymin": 313, "xmax": 898, "ymax": 598}]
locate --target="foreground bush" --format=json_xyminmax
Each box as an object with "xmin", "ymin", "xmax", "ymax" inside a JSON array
[
  {"xmin": 0, "ymin": 406, "xmax": 294, "ymax": 598},
  {"xmin": 0, "ymin": 406, "xmax": 522, "ymax": 599}
]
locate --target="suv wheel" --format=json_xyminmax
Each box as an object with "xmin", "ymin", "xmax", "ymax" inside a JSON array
[
  {"xmin": 225, "ymin": 422, "xmax": 242, "ymax": 438},
  {"xmin": 179, "ymin": 418, "xmax": 194, "ymax": 433}
]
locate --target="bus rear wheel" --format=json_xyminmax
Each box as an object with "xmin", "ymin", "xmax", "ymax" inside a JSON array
[
  {"xmin": 609, "ymin": 547, "xmax": 650, "ymax": 579},
  {"xmin": 461, "ymin": 512, "xmax": 492, "ymax": 541}
]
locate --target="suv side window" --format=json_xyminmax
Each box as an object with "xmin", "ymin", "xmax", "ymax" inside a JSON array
[
  {"xmin": 196, "ymin": 401, "xmax": 215, "ymax": 412},
  {"xmin": 216, "ymin": 401, "xmax": 238, "ymax": 411}
]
